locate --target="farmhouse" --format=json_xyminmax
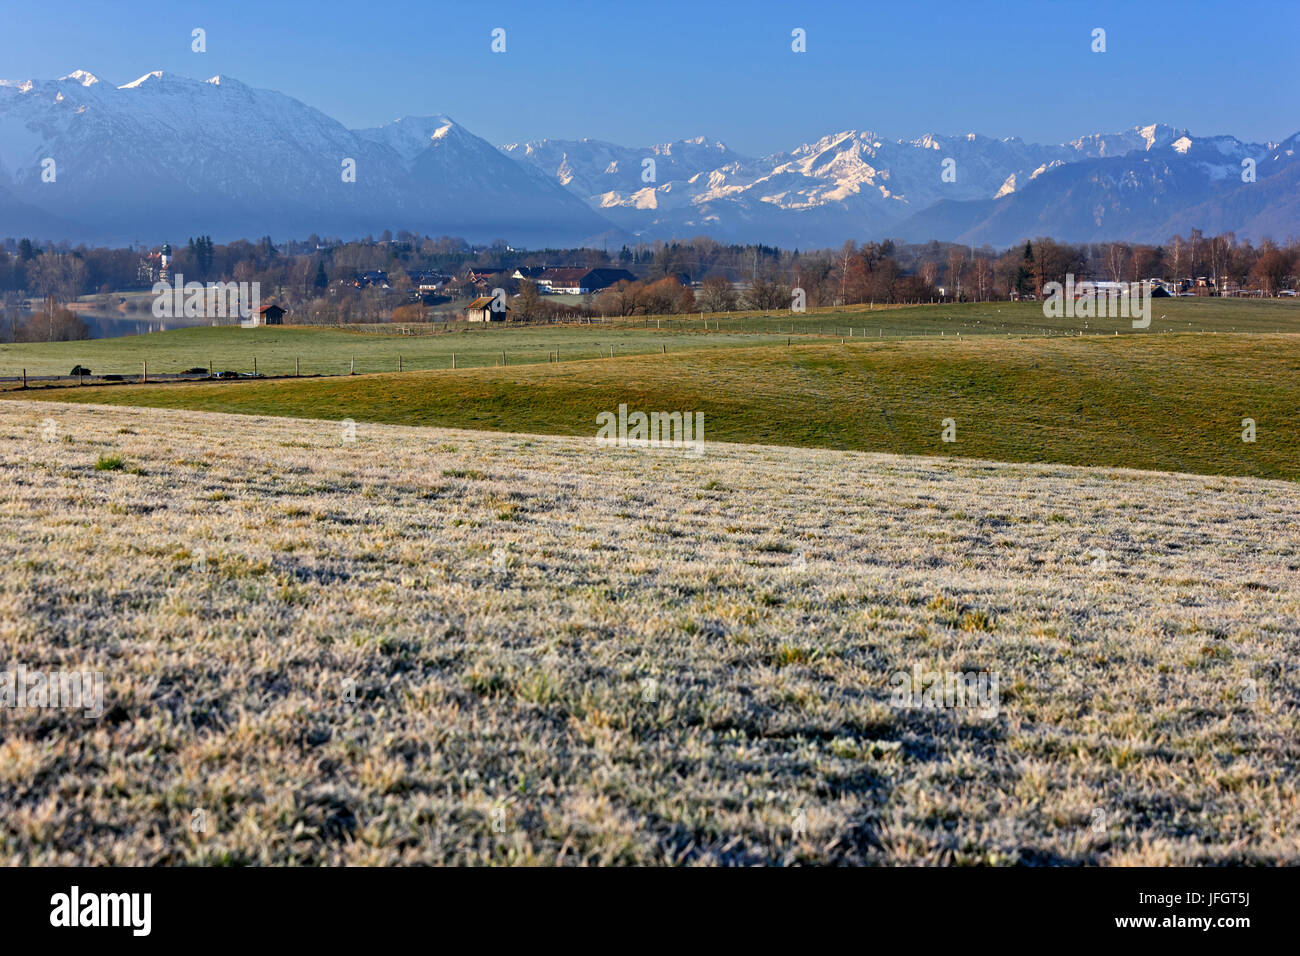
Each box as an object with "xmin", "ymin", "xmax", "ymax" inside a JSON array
[
  {"xmin": 465, "ymin": 295, "xmax": 508, "ymax": 322},
  {"xmin": 409, "ymin": 271, "xmax": 451, "ymax": 294},
  {"xmin": 240, "ymin": 304, "xmax": 285, "ymax": 328},
  {"xmin": 537, "ymin": 268, "xmax": 590, "ymax": 294},
  {"xmin": 537, "ymin": 267, "xmax": 635, "ymax": 295}
]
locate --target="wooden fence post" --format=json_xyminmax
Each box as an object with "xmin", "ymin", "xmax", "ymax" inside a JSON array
[
  {"xmin": 142, "ymin": 361, "xmax": 147, "ymax": 383},
  {"xmin": 350, "ymin": 358, "xmax": 354, "ymax": 375},
  {"xmin": 22, "ymin": 368, "xmax": 26, "ymax": 388},
  {"xmin": 253, "ymin": 356, "xmax": 257, "ymax": 377},
  {"xmin": 398, "ymin": 354, "xmax": 402, "ymax": 372},
  {"xmin": 295, "ymin": 357, "xmax": 300, "ymax": 376},
  {"xmin": 452, "ymin": 353, "xmax": 456, "ymax": 369}
]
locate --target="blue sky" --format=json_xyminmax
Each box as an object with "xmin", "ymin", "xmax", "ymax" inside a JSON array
[{"xmin": 3, "ymin": 0, "xmax": 1295, "ymax": 154}]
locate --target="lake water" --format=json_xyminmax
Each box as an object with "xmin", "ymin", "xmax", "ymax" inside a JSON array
[{"xmin": 74, "ymin": 310, "xmax": 213, "ymax": 339}]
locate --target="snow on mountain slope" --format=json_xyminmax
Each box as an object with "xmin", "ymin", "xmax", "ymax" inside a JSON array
[
  {"xmin": 0, "ymin": 71, "xmax": 615, "ymax": 245},
  {"xmin": 505, "ymin": 123, "xmax": 1291, "ymax": 246},
  {"xmin": 0, "ymin": 69, "xmax": 1292, "ymax": 248},
  {"xmin": 891, "ymin": 137, "xmax": 1296, "ymax": 248},
  {"xmin": 500, "ymin": 135, "xmax": 743, "ymax": 197},
  {"xmin": 352, "ymin": 115, "xmax": 615, "ymax": 242}
]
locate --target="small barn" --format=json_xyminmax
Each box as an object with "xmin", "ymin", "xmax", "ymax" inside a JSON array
[
  {"xmin": 465, "ymin": 295, "xmax": 509, "ymax": 322},
  {"xmin": 241, "ymin": 304, "xmax": 286, "ymax": 328}
]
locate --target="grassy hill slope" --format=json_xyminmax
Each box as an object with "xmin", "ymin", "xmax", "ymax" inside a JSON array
[{"xmin": 11, "ymin": 333, "xmax": 1299, "ymax": 480}]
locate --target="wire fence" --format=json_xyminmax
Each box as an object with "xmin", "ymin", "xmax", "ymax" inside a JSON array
[{"xmin": 0, "ymin": 304, "xmax": 1274, "ymax": 389}]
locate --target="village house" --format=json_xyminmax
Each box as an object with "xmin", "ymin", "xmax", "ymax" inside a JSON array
[
  {"xmin": 537, "ymin": 267, "xmax": 636, "ymax": 295},
  {"xmin": 536, "ymin": 267, "xmax": 589, "ymax": 294},
  {"xmin": 408, "ymin": 270, "xmax": 452, "ymax": 294}
]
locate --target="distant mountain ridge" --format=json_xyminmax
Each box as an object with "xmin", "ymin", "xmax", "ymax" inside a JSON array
[
  {"xmin": 507, "ymin": 124, "xmax": 1297, "ymax": 246},
  {"xmin": 0, "ymin": 69, "xmax": 1294, "ymax": 248},
  {"xmin": 0, "ymin": 70, "xmax": 614, "ymax": 246}
]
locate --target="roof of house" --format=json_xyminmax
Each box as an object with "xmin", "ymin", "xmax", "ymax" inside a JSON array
[
  {"xmin": 539, "ymin": 267, "xmax": 591, "ymax": 284},
  {"xmin": 587, "ymin": 268, "xmax": 636, "ymax": 284},
  {"xmin": 256, "ymin": 303, "xmax": 285, "ymax": 314},
  {"xmin": 466, "ymin": 295, "xmax": 508, "ymax": 310}
]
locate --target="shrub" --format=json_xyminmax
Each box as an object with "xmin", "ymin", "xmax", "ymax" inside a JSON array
[
  {"xmin": 70, "ymin": 365, "xmax": 92, "ymax": 376},
  {"xmin": 95, "ymin": 455, "xmax": 125, "ymax": 471}
]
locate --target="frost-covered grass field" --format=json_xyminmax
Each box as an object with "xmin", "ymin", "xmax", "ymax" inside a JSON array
[{"xmin": 2, "ymin": 399, "xmax": 1298, "ymax": 865}]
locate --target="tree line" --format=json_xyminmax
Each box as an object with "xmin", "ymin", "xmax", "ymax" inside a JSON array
[{"xmin": 1, "ymin": 228, "xmax": 1296, "ymax": 338}]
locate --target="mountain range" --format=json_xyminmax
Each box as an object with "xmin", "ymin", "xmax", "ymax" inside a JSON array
[{"xmin": 1, "ymin": 69, "xmax": 1295, "ymax": 249}]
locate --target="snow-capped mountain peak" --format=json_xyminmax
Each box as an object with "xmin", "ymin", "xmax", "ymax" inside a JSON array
[
  {"xmin": 354, "ymin": 114, "xmax": 467, "ymax": 162},
  {"xmin": 0, "ymin": 71, "xmax": 614, "ymax": 246},
  {"xmin": 504, "ymin": 120, "xmax": 1296, "ymax": 246},
  {"xmin": 0, "ymin": 69, "xmax": 1294, "ymax": 248},
  {"xmin": 59, "ymin": 70, "xmax": 101, "ymax": 87},
  {"xmin": 119, "ymin": 70, "xmax": 165, "ymax": 89}
]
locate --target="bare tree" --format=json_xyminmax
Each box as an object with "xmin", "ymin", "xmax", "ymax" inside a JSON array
[
  {"xmin": 1209, "ymin": 233, "xmax": 1234, "ymax": 291},
  {"xmin": 697, "ymin": 275, "xmax": 736, "ymax": 312},
  {"xmin": 1104, "ymin": 242, "xmax": 1129, "ymax": 282},
  {"xmin": 919, "ymin": 260, "xmax": 939, "ymax": 289},
  {"xmin": 973, "ymin": 257, "xmax": 992, "ymax": 301},
  {"xmin": 1251, "ymin": 247, "xmax": 1293, "ymax": 296},
  {"xmin": 946, "ymin": 248, "xmax": 965, "ymax": 298},
  {"xmin": 1167, "ymin": 235, "xmax": 1186, "ymax": 286},
  {"xmin": 836, "ymin": 241, "xmax": 856, "ymax": 305}
]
